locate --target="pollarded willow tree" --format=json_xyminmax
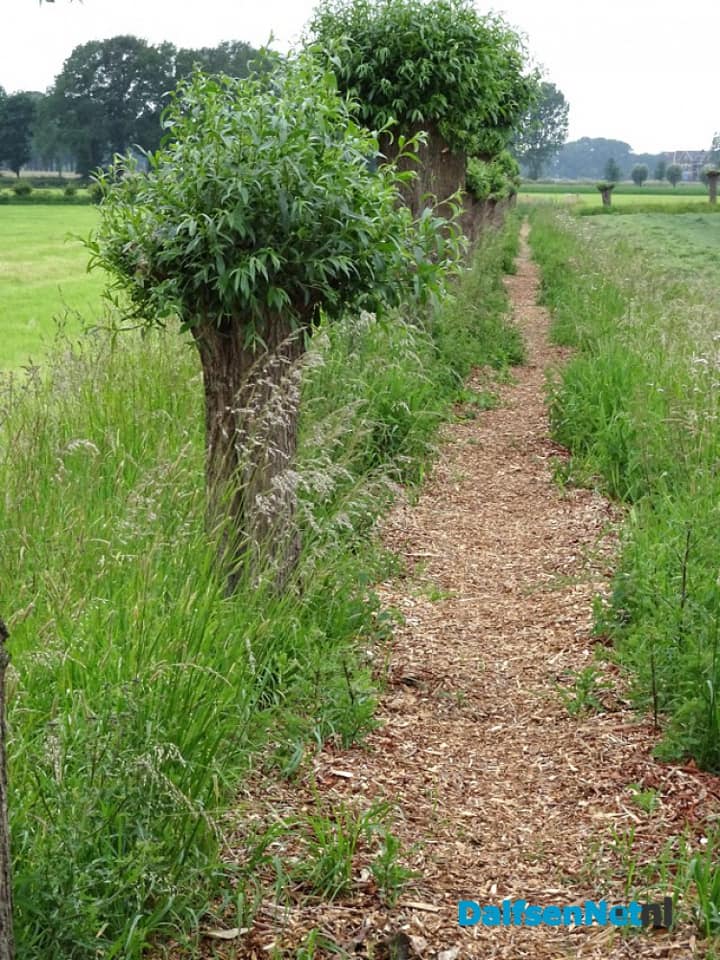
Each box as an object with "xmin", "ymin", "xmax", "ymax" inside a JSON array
[
  {"xmin": 308, "ymin": 0, "xmax": 536, "ymax": 221},
  {"xmin": 88, "ymin": 52, "xmax": 460, "ymax": 588}
]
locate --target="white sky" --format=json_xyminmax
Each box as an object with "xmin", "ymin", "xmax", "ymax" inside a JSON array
[{"xmin": 1, "ymin": 0, "xmax": 717, "ymax": 154}]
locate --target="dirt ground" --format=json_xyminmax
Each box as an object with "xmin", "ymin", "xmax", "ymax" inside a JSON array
[{"xmin": 189, "ymin": 223, "xmax": 720, "ymax": 960}]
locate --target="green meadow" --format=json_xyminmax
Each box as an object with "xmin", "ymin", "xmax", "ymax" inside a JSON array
[
  {"xmin": 0, "ymin": 206, "xmax": 105, "ymax": 369},
  {"xmin": 519, "ymin": 180, "xmax": 714, "ymax": 210}
]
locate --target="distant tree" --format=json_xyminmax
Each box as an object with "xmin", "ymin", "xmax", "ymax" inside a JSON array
[
  {"xmin": 30, "ymin": 93, "xmax": 71, "ymax": 173},
  {"xmin": 549, "ymin": 137, "xmax": 632, "ymax": 180},
  {"xmin": 0, "ymin": 87, "xmax": 5, "ymax": 167},
  {"xmin": 631, "ymin": 163, "xmax": 648, "ymax": 187},
  {"xmin": 654, "ymin": 158, "xmax": 667, "ymax": 181},
  {"xmin": 88, "ymin": 55, "xmax": 460, "ymax": 589},
  {"xmin": 666, "ymin": 163, "xmax": 683, "ymax": 187},
  {"xmin": 604, "ymin": 157, "xmax": 622, "ymax": 182},
  {"xmin": 0, "ymin": 92, "xmax": 38, "ymax": 175},
  {"xmin": 175, "ymin": 40, "xmax": 256, "ymax": 79},
  {"xmin": 52, "ymin": 36, "xmax": 177, "ymax": 175},
  {"xmin": 513, "ymin": 80, "xmax": 569, "ymax": 180}
]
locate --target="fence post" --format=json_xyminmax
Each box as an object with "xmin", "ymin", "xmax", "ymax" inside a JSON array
[{"xmin": 0, "ymin": 618, "xmax": 13, "ymax": 960}]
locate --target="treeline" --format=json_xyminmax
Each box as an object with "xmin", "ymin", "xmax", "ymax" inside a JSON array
[
  {"xmin": 0, "ymin": 37, "xmax": 256, "ymax": 177},
  {"xmin": 547, "ymin": 137, "xmax": 671, "ymax": 181}
]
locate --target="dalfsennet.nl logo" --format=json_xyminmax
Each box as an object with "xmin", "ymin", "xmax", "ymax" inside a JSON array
[{"xmin": 458, "ymin": 898, "xmax": 673, "ymax": 928}]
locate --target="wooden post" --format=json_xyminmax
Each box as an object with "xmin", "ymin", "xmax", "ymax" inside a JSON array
[{"xmin": 0, "ymin": 619, "xmax": 13, "ymax": 960}]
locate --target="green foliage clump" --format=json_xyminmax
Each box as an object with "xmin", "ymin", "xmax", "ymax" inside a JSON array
[
  {"xmin": 89, "ymin": 51, "xmax": 460, "ymax": 335},
  {"xmin": 12, "ymin": 181, "xmax": 32, "ymax": 196},
  {"xmin": 308, "ymin": 0, "xmax": 535, "ymax": 158},
  {"xmin": 466, "ymin": 150, "xmax": 520, "ymax": 201}
]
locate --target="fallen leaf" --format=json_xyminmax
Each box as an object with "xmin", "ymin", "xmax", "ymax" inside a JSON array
[
  {"xmin": 202, "ymin": 927, "xmax": 248, "ymax": 941},
  {"xmin": 402, "ymin": 901, "xmax": 442, "ymax": 913},
  {"xmin": 438, "ymin": 949, "xmax": 459, "ymax": 960}
]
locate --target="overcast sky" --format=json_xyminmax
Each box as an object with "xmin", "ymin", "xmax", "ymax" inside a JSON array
[{"xmin": 2, "ymin": 0, "xmax": 717, "ymax": 154}]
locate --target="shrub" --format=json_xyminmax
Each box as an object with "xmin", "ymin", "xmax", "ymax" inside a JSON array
[
  {"xmin": 12, "ymin": 181, "xmax": 32, "ymax": 196},
  {"xmin": 308, "ymin": 0, "xmax": 535, "ymax": 158},
  {"xmin": 466, "ymin": 151, "xmax": 520, "ymax": 201}
]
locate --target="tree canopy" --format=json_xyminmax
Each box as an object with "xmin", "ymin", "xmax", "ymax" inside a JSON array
[
  {"xmin": 666, "ymin": 163, "xmax": 683, "ymax": 187},
  {"xmin": 89, "ymin": 55, "xmax": 456, "ymax": 333},
  {"xmin": 0, "ymin": 92, "xmax": 38, "ymax": 175},
  {"xmin": 513, "ymin": 80, "xmax": 568, "ymax": 180},
  {"xmin": 0, "ymin": 35, "xmax": 259, "ymax": 177},
  {"xmin": 50, "ymin": 36, "xmax": 178, "ymax": 175},
  {"xmin": 308, "ymin": 0, "xmax": 535, "ymax": 159},
  {"xmin": 548, "ymin": 138, "xmax": 665, "ymax": 180},
  {"xmin": 631, "ymin": 163, "xmax": 648, "ymax": 187}
]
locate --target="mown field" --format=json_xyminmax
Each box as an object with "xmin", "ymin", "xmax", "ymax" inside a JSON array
[
  {"xmin": 519, "ymin": 180, "xmax": 714, "ymax": 211},
  {"xmin": 0, "ymin": 206, "xmax": 105, "ymax": 369}
]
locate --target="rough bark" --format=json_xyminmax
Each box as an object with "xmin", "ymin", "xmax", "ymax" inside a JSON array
[
  {"xmin": 191, "ymin": 315, "xmax": 305, "ymax": 592},
  {"xmin": 708, "ymin": 171, "xmax": 719, "ymax": 205},
  {"xmin": 379, "ymin": 124, "xmax": 513, "ymax": 247},
  {"xmin": 0, "ymin": 619, "xmax": 13, "ymax": 960},
  {"xmin": 380, "ymin": 123, "xmax": 466, "ymax": 222}
]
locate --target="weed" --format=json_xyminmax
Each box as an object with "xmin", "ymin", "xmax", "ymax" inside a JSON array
[
  {"xmin": 628, "ymin": 783, "xmax": 659, "ymax": 814},
  {"xmin": 370, "ymin": 830, "xmax": 416, "ymax": 906},
  {"xmin": 557, "ymin": 665, "xmax": 609, "ymax": 716},
  {"xmin": 290, "ymin": 800, "xmax": 389, "ymax": 901}
]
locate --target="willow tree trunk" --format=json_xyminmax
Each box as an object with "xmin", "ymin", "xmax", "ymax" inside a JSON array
[
  {"xmin": 379, "ymin": 123, "xmax": 466, "ymax": 221},
  {"xmin": 708, "ymin": 171, "xmax": 719, "ymax": 205},
  {"xmin": 0, "ymin": 619, "xmax": 13, "ymax": 960},
  {"xmin": 191, "ymin": 316, "xmax": 305, "ymax": 593}
]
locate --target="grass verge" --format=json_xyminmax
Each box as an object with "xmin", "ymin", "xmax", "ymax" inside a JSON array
[
  {"xmin": 530, "ymin": 207, "xmax": 720, "ymax": 771},
  {"xmin": 532, "ymin": 206, "xmax": 720, "ymax": 947},
  {"xmin": 1, "ymin": 215, "xmax": 522, "ymax": 958}
]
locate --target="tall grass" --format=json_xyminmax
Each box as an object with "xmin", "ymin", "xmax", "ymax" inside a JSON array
[
  {"xmin": 531, "ymin": 208, "xmax": 720, "ymax": 770},
  {"xmin": 1, "ymin": 217, "xmax": 522, "ymax": 957}
]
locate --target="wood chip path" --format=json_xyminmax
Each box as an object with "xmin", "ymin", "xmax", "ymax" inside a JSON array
[{"xmin": 193, "ymin": 223, "xmax": 720, "ymax": 959}]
